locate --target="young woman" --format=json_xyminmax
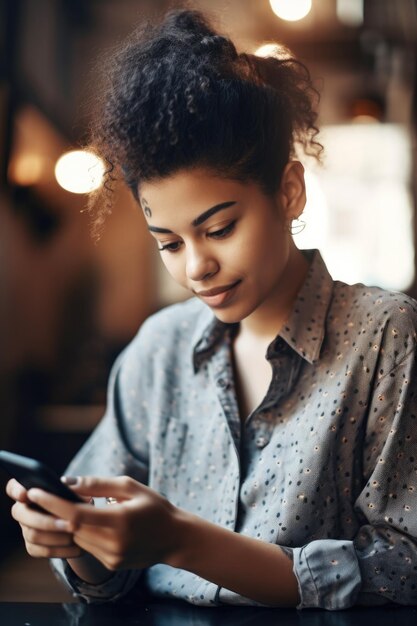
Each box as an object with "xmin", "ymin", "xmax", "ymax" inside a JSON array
[{"xmin": 6, "ymin": 8, "xmax": 417, "ymax": 610}]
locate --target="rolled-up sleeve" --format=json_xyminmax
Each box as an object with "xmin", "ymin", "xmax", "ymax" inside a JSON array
[
  {"xmin": 51, "ymin": 557, "xmax": 144, "ymax": 604},
  {"xmin": 292, "ymin": 540, "xmax": 361, "ymax": 609}
]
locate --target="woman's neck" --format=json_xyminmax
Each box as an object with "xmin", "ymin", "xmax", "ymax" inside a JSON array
[{"xmin": 237, "ymin": 245, "xmax": 309, "ymax": 343}]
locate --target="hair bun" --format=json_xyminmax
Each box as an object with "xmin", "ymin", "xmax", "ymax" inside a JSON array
[
  {"xmin": 162, "ymin": 10, "xmax": 214, "ymax": 44},
  {"xmin": 196, "ymin": 34, "xmax": 237, "ymax": 59},
  {"xmin": 162, "ymin": 10, "xmax": 237, "ymax": 60}
]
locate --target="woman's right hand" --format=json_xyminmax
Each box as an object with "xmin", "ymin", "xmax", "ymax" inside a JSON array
[{"xmin": 6, "ymin": 478, "xmax": 83, "ymax": 559}]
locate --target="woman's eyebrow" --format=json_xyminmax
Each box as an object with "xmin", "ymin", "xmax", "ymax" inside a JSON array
[
  {"xmin": 147, "ymin": 201, "xmax": 236, "ymax": 233},
  {"xmin": 191, "ymin": 201, "xmax": 236, "ymax": 226}
]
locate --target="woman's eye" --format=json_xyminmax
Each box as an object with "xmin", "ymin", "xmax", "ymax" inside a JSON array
[
  {"xmin": 208, "ymin": 221, "xmax": 236, "ymax": 239},
  {"xmin": 158, "ymin": 241, "xmax": 182, "ymax": 252},
  {"xmin": 157, "ymin": 221, "xmax": 236, "ymax": 252}
]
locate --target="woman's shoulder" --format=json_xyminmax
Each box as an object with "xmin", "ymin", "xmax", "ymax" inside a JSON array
[
  {"xmin": 126, "ymin": 297, "xmax": 210, "ymax": 355},
  {"xmin": 113, "ymin": 297, "xmax": 210, "ymax": 383},
  {"xmin": 142, "ymin": 296, "xmax": 209, "ymax": 334},
  {"xmin": 331, "ymin": 280, "xmax": 417, "ymax": 366},
  {"xmin": 332, "ymin": 280, "xmax": 417, "ymax": 324}
]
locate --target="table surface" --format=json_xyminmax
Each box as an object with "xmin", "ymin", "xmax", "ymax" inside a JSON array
[{"xmin": 1, "ymin": 602, "xmax": 417, "ymax": 626}]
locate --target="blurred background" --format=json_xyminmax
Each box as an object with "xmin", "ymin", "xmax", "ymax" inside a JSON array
[{"xmin": 0, "ymin": 0, "xmax": 416, "ymax": 601}]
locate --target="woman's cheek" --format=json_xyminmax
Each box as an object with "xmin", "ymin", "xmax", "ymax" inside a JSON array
[{"xmin": 161, "ymin": 255, "xmax": 187, "ymax": 288}]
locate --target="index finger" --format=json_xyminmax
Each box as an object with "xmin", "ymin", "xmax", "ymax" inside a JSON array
[{"xmin": 27, "ymin": 489, "xmax": 117, "ymax": 531}]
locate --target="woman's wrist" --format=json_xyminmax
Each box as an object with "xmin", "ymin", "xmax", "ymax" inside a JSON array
[
  {"xmin": 67, "ymin": 552, "xmax": 113, "ymax": 585},
  {"xmin": 164, "ymin": 507, "xmax": 202, "ymax": 570}
]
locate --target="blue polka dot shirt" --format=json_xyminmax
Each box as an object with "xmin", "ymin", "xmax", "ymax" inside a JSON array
[{"xmin": 52, "ymin": 249, "xmax": 417, "ymax": 609}]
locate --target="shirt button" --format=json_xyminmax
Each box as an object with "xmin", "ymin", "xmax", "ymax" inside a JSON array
[
  {"xmin": 256, "ymin": 436, "xmax": 267, "ymax": 448},
  {"xmin": 217, "ymin": 378, "xmax": 227, "ymax": 388}
]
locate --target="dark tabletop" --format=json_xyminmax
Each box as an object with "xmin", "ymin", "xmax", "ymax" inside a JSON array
[{"xmin": 1, "ymin": 602, "xmax": 417, "ymax": 626}]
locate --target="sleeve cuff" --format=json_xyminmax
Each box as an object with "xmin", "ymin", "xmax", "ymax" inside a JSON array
[
  {"xmin": 291, "ymin": 539, "xmax": 362, "ymax": 610},
  {"xmin": 50, "ymin": 558, "xmax": 142, "ymax": 604}
]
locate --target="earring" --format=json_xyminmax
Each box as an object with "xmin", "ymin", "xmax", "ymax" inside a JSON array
[{"xmin": 288, "ymin": 217, "xmax": 306, "ymax": 235}]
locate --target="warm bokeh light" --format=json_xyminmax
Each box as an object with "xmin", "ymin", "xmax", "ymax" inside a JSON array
[
  {"xmin": 254, "ymin": 42, "xmax": 291, "ymax": 58},
  {"xmin": 54, "ymin": 150, "xmax": 105, "ymax": 194},
  {"xmin": 9, "ymin": 153, "xmax": 45, "ymax": 186},
  {"xmin": 269, "ymin": 0, "xmax": 312, "ymax": 22},
  {"xmin": 255, "ymin": 43, "xmax": 280, "ymax": 58},
  {"xmin": 336, "ymin": 0, "xmax": 364, "ymax": 27}
]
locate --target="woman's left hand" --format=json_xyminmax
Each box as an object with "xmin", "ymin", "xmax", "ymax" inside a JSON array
[{"xmin": 26, "ymin": 476, "xmax": 184, "ymax": 571}]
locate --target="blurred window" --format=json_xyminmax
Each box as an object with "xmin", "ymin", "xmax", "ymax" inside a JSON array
[{"xmin": 299, "ymin": 123, "xmax": 414, "ymax": 291}]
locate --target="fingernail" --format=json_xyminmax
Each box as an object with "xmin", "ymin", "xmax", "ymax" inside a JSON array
[
  {"xmin": 61, "ymin": 476, "xmax": 80, "ymax": 486},
  {"xmin": 54, "ymin": 519, "xmax": 71, "ymax": 530},
  {"xmin": 27, "ymin": 488, "xmax": 40, "ymax": 500}
]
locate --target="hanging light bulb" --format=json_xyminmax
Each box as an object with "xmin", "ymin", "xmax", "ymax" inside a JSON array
[
  {"xmin": 269, "ymin": 0, "xmax": 312, "ymax": 22},
  {"xmin": 55, "ymin": 150, "xmax": 105, "ymax": 194}
]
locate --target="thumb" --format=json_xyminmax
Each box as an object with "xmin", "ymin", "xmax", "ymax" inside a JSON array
[{"xmin": 61, "ymin": 475, "xmax": 142, "ymax": 501}]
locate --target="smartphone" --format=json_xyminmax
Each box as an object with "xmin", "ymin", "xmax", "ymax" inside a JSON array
[{"xmin": 0, "ymin": 450, "xmax": 83, "ymax": 504}]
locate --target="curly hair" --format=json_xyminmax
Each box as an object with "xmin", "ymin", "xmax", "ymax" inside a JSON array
[{"xmin": 87, "ymin": 8, "xmax": 322, "ymax": 239}]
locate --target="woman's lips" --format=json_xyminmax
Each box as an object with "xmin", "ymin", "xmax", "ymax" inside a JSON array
[{"xmin": 195, "ymin": 280, "xmax": 241, "ymax": 307}]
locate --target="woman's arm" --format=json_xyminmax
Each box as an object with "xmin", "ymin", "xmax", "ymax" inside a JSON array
[
  {"xmin": 26, "ymin": 475, "xmax": 299, "ymax": 607},
  {"xmin": 170, "ymin": 507, "xmax": 299, "ymax": 606}
]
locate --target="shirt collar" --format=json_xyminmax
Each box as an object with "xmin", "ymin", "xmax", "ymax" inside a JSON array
[
  {"xmin": 191, "ymin": 249, "xmax": 334, "ymax": 371},
  {"xmin": 191, "ymin": 305, "xmax": 231, "ymax": 373},
  {"xmin": 278, "ymin": 249, "xmax": 334, "ymax": 364}
]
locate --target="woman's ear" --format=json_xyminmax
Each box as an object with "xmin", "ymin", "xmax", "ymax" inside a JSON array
[{"xmin": 276, "ymin": 161, "xmax": 306, "ymax": 222}]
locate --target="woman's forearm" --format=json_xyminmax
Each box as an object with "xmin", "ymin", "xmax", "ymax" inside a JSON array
[
  {"xmin": 168, "ymin": 508, "xmax": 300, "ymax": 606},
  {"xmin": 65, "ymin": 503, "xmax": 300, "ymax": 604}
]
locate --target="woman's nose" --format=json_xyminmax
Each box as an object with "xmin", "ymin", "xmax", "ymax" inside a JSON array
[{"xmin": 185, "ymin": 245, "xmax": 219, "ymax": 282}]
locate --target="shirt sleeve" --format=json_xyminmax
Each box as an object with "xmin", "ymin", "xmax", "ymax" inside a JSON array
[
  {"xmin": 50, "ymin": 326, "xmax": 152, "ymax": 603},
  {"xmin": 291, "ymin": 347, "xmax": 417, "ymax": 609},
  {"xmin": 50, "ymin": 557, "xmax": 144, "ymax": 604}
]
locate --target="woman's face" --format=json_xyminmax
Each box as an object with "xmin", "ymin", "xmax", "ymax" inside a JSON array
[{"xmin": 138, "ymin": 165, "xmax": 306, "ymax": 327}]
